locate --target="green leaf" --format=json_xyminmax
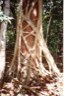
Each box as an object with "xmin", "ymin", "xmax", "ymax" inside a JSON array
[
  {"xmin": 8, "ymin": 19, "xmax": 11, "ymax": 24},
  {"xmin": 44, "ymin": 15, "xmax": 50, "ymax": 18},
  {"xmin": 0, "ymin": 16, "xmax": 4, "ymax": 21},
  {"xmin": 0, "ymin": 11, "xmax": 3, "ymax": 15}
]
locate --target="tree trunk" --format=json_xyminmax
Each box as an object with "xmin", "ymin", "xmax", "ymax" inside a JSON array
[
  {"xmin": 0, "ymin": 0, "xmax": 10, "ymax": 89},
  {"xmin": 7, "ymin": 0, "xmax": 60, "ymax": 85}
]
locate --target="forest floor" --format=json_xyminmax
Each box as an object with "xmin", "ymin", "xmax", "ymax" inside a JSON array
[{"xmin": 0, "ymin": 49, "xmax": 63, "ymax": 96}]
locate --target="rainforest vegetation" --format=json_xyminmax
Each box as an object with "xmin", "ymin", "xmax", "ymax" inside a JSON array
[{"xmin": 0, "ymin": 0, "xmax": 63, "ymax": 95}]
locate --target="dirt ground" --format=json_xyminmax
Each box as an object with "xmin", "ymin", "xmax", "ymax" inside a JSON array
[{"xmin": 0, "ymin": 49, "xmax": 63, "ymax": 96}]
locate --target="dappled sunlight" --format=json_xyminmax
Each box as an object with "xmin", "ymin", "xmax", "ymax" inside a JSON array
[{"xmin": 33, "ymin": 9, "xmax": 37, "ymax": 16}]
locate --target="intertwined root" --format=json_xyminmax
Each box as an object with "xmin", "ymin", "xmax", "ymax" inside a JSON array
[{"xmin": 7, "ymin": 0, "xmax": 60, "ymax": 85}]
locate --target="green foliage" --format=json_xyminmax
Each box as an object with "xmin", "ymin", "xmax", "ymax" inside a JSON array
[
  {"xmin": 48, "ymin": 20, "xmax": 62, "ymax": 54},
  {"xmin": 6, "ymin": 26, "xmax": 15, "ymax": 49},
  {"xmin": 43, "ymin": 0, "xmax": 63, "ymax": 56},
  {"xmin": 0, "ymin": 6, "xmax": 6, "ymax": 22},
  {"xmin": 0, "ymin": 6, "xmax": 13, "ymax": 23}
]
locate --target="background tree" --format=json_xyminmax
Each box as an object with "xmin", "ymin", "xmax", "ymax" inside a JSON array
[{"xmin": 0, "ymin": 0, "xmax": 10, "ymax": 88}]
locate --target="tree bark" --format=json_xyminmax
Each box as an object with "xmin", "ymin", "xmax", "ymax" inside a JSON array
[
  {"xmin": 0, "ymin": 0, "xmax": 10, "ymax": 89},
  {"xmin": 46, "ymin": 16, "xmax": 52, "ymax": 44}
]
